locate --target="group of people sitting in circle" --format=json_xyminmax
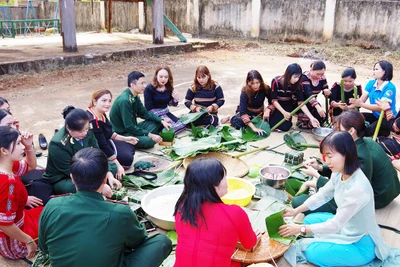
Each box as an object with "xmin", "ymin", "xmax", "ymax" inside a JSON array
[{"xmin": 0, "ymin": 59, "xmax": 399, "ymax": 266}]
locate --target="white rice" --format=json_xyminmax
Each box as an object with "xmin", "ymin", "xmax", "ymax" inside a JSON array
[{"xmin": 146, "ymin": 193, "xmax": 181, "ymax": 221}]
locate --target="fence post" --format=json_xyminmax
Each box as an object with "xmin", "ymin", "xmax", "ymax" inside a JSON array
[
  {"xmin": 323, "ymin": 0, "xmax": 337, "ymax": 40},
  {"xmin": 152, "ymin": 0, "xmax": 163, "ymax": 44},
  {"xmin": 251, "ymin": 0, "xmax": 260, "ymax": 38},
  {"xmin": 60, "ymin": 0, "xmax": 77, "ymax": 52}
]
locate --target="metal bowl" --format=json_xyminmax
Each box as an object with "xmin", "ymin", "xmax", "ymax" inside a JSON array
[
  {"xmin": 312, "ymin": 127, "xmax": 333, "ymax": 141},
  {"xmin": 259, "ymin": 166, "xmax": 290, "ymax": 189},
  {"xmin": 141, "ymin": 184, "xmax": 184, "ymax": 230}
]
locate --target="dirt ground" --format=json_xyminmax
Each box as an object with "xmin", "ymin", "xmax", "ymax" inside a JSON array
[
  {"xmin": 1, "ymin": 39, "xmax": 400, "ymax": 147},
  {"xmin": 0, "ymin": 38, "xmax": 400, "ymax": 266}
]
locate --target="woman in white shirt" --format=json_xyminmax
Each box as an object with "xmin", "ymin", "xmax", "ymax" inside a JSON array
[{"xmin": 279, "ymin": 131, "xmax": 399, "ymax": 267}]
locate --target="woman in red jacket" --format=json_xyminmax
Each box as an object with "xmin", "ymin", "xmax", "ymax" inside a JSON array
[{"xmin": 174, "ymin": 158, "xmax": 260, "ymax": 267}]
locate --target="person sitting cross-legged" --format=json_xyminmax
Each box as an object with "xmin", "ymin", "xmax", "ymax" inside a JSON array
[
  {"xmin": 110, "ymin": 71, "xmax": 172, "ymax": 149},
  {"xmin": 39, "ymin": 148, "xmax": 172, "ymax": 267}
]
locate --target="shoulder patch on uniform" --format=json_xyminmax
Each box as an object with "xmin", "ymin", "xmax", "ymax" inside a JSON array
[{"xmin": 60, "ymin": 134, "xmax": 71, "ymax": 146}]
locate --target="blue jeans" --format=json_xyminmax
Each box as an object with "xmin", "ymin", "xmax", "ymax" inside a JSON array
[{"xmin": 303, "ymin": 212, "xmax": 376, "ymax": 267}]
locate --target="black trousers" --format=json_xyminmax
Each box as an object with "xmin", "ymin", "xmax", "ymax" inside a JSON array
[
  {"xmin": 113, "ymin": 139, "xmax": 135, "ymax": 168},
  {"xmin": 21, "ymin": 169, "xmax": 53, "ymax": 206}
]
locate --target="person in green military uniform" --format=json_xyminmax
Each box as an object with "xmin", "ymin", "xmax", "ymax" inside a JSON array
[
  {"xmin": 43, "ymin": 107, "xmax": 121, "ymax": 196},
  {"xmin": 293, "ymin": 110, "xmax": 400, "ymax": 213},
  {"xmin": 110, "ymin": 71, "xmax": 172, "ymax": 149},
  {"xmin": 39, "ymin": 148, "xmax": 172, "ymax": 267}
]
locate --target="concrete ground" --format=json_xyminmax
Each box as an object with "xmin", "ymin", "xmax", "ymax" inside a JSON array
[{"xmin": 0, "ymin": 32, "xmax": 399, "ymax": 266}]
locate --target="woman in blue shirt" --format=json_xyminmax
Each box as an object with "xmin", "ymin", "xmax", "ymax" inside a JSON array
[{"xmin": 350, "ymin": 60, "xmax": 397, "ymax": 137}]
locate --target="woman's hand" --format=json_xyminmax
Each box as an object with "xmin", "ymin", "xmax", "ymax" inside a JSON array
[
  {"xmin": 283, "ymin": 111, "xmax": 291, "ymax": 120},
  {"xmin": 161, "ymin": 120, "xmax": 172, "ymax": 130},
  {"xmin": 101, "ymin": 184, "xmax": 113, "ymax": 198},
  {"xmin": 26, "ymin": 196, "xmax": 43, "ymax": 208},
  {"xmin": 282, "ymin": 207, "xmax": 298, "ymax": 218},
  {"xmin": 124, "ymin": 136, "xmax": 138, "ymax": 145},
  {"xmin": 349, "ymin": 98, "xmax": 362, "ymax": 107},
  {"xmin": 107, "ymin": 172, "xmax": 122, "ymax": 190},
  {"xmin": 376, "ymin": 99, "xmax": 390, "ymax": 110},
  {"xmin": 303, "ymin": 158, "xmax": 321, "ymax": 171},
  {"xmin": 115, "ymin": 162, "xmax": 125, "ymax": 180},
  {"xmin": 295, "ymin": 180, "xmax": 316, "ymax": 196},
  {"xmin": 250, "ymin": 126, "xmax": 266, "ymax": 136},
  {"xmin": 278, "ymin": 224, "xmax": 302, "ymax": 238},
  {"xmin": 310, "ymin": 117, "xmax": 320, "ymax": 128},
  {"xmin": 301, "ymin": 165, "xmax": 320, "ymax": 178},
  {"xmin": 206, "ymin": 106, "xmax": 214, "ymax": 113},
  {"xmin": 26, "ymin": 240, "xmax": 37, "ymax": 259},
  {"xmin": 20, "ymin": 131, "xmax": 34, "ymax": 148},
  {"xmin": 338, "ymin": 102, "xmax": 348, "ymax": 110},
  {"xmin": 323, "ymin": 89, "xmax": 331, "ymax": 97}
]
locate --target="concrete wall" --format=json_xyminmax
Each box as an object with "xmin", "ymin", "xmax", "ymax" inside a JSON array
[
  {"xmin": 200, "ymin": 0, "xmax": 252, "ymax": 37},
  {"xmin": 106, "ymin": 2, "xmax": 139, "ymax": 32},
  {"xmin": 4, "ymin": 6, "xmax": 29, "ymax": 20},
  {"xmin": 259, "ymin": 0, "xmax": 325, "ymax": 40},
  {"xmin": 334, "ymin": 0, "xmax": 400, "ymax": 48}
]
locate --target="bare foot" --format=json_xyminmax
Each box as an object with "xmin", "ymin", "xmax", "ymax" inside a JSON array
[{"xmin": 220, "ymin": 116, "xmax": 231, "ymax": 124}]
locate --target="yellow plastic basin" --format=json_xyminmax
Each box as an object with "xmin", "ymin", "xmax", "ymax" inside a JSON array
[{"xmin": 221, "ymin": 177, "xmax": 256, "ymax": 207}]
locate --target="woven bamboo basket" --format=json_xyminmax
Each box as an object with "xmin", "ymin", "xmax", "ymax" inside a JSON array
[{"xmin": 231, "ymin": 232, "xmax": 290, "ymax": 264}]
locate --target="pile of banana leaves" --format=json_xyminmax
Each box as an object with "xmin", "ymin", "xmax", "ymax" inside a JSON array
[{"xmin": 168, "ymin": 117, "xmax": 270, "ymax": 160}]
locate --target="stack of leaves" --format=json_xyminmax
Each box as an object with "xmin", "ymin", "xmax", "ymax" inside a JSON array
[
  {"xmin": 122, "ymin": 169, "xmax": 182, "ymax": 189},
  {"xmin": 168, "ymin": 117, "xmax": 270, "ymax": 160},
  {"xmin": 284, "ymin": 132, "xmax": 319, "ymax": 151}
]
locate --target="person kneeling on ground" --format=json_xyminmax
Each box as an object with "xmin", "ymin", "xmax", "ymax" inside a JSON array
[
  {"xmin": 110, "ymin": 71, "xmax": 172, "ymax": 149},
  {"xmin": 39, "ymin": 148, "xmax": 172, "ymax": 267}
]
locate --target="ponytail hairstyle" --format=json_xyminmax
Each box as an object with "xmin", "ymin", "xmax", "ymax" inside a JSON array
[{"xmin": 62, "ymin": 106, "xmax": 89, "ymax": 131}]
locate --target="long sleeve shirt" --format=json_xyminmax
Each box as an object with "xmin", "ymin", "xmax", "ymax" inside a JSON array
[
  {"xmin": 110, "ymin": 88, "xmax": 162, "ymax": 136},
  {"xmin": 144, "ymin": 84, "xmax": 178, "ymax": 111},
  {"xmin": 301, "ymin": 71, "xmax": 329, "ymax": 107},
  {"xmin": 184, "ymin": 82, "xmax": 225, "ymax": 112},
  {"xmin": 174, "ymin": 202, "xmax": 257, "ymax": 267},
  {"xmin": 300, "ymin": 169, "xmax": 393, "ymax": 265},
  {"xmin": 238, "ymin": 90, "xmax": 268, "ymax": 125}
]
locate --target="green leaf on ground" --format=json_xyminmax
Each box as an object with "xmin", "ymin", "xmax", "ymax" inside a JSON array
[
  {"xmin": 265, "ymin": 209, "xmax": 296, "ymax": 245},
  {"xmin": 241, "ymin": 117, "xmax": 270, "ymax": 142},
  {"xmin": 179, "ymin": 112, "xmax": 206, "ymax": 124}
]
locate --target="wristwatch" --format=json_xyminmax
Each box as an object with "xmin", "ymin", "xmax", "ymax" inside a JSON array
[{"xmin": 300, "ymin": 226, "xmax": 307, "ymax": 236}]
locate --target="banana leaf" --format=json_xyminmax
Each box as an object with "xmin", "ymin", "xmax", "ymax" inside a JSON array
[
  {"xmin": 111, "ymin": 187, "xmax": 128, "ymax": 200},
  {"xmin": 220, "ymin": 125, "xmax": 236, "ymax": 142},
  {"xmin": 166, "ymin": 231, "xmax": 178, "ymax": 246},
  {"xmin": 265, "ymin": 210, "xmax": 296, "ymax": 245},
  {"xmin": 160, "ymin": 128, "xmax": 175, "ymax": 142},
  {"xmin": 284, "ymin": 132, "xmax": 319, "ymax": 151},
  {"xmin": 122, "ymin": 170, "xmax": 182, "ymax": 189},
  {"xmin": 285, "ymin": 179, "xmax": 309, "ymax": 196},
  {"xmin": 191, "ymin": 124, "xmax": 217, "ymax": 139},
  {"xmin": 179, "ymin": 111, "xmax": 206, "ymax": 124},
  {"xmin": 171, "ymin": 136, "xmax": 221, "ymax": 158},
  {"xmin": 241, "ymin": 117, "xmax": 270, "ymax": 142}
]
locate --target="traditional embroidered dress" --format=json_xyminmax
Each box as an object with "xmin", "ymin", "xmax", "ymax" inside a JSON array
[
  {"xmin": 144, "ymin": 84, "xmax": 185, "ymax": 134},
  {"xmin": 184, "ymin": 82, "xmax": 225, "ymax": 127},
  {"xmin": 269, "ymin": 76, "xmax": 305, "ymax": 131},
  {"xmin": 329, "ymin": 82, "xmax": 362, "ymax": 117},
  {"xmin": 297, "ymin": 71, "xmax": 329, "ymax": 128},
  {"xmin": 0, "ymin": 161, "xmax": 43, "ymax": 259}
]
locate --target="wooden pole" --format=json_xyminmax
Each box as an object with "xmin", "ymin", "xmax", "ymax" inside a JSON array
[
  {"xmin": 60, "ymin": 0, "xmax": 77, "ymax": 52},
  {"xmin": 152, "ymin": 0, "xmax": 164, "ymax": 44},
  {"xmin": 107, "ymin": 0, "xmax": 112, "ymax": 33}
]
